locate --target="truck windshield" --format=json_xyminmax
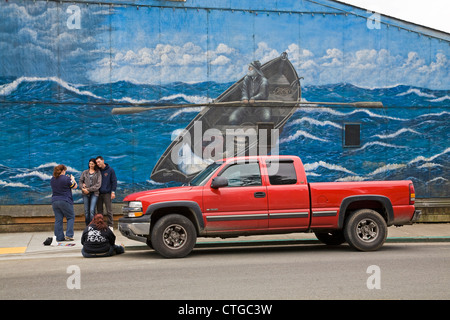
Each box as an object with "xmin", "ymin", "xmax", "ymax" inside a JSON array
[{"xmin": 189, "ymin": 162, "xmax": 223, "ymax": 186}]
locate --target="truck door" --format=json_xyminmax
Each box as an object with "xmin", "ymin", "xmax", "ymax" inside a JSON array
[
  {"xmin": 264, "ymin": 159, "xmax": 310, "ymax": 230},
  {"xmin": 203, "ymin": 161, "xmax": 268, "ymax": 231}
]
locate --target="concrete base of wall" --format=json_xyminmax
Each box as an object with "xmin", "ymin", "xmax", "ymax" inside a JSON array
[
  {"xmin": 414, "ymin": 198, "xmax": 450, "ymax": 223},
  {"xmin": 0, "ymin": 203, "xmax": 124, "ymax": 233},
  {"xmin": 0, "ymin": 199, "xmax": 449, "ymax": 233}
]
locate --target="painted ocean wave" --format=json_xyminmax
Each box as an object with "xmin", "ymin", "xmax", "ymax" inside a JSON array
[
  {"xmin": 0, "ymin": 77, "xmax": 448, "ymax": 204},
  {"xmin": 371, "ymin": 128, "xmax": 422, "ymax": 139}
]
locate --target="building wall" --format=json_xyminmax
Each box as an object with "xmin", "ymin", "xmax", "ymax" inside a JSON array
[{"xmin": 0, "ymin": 0, "xmax": 448, "ymax": 205}]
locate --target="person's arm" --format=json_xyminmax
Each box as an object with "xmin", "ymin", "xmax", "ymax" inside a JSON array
[
  {"xmin": 79, "ymin": 171, "xmax": 89, "ymax": 194},
  {"xmin": 79, "ymin": 171, "xmax": 85, "ymax": 188},
  {"xmin": 107, "ymin": 229, "xmax": 116, "ymax": 245},
  {"xmin": 110, "ymin": 169, "xmax": 117, "ymax": 199},
  {"xmin": 67, "ymin": 175, "xmax": 77, "ymax": 189},
  {"xmin": 81, "ymin": 228, "xmax": 87, "ymax": 245},
  {"xmin": 241, "ymin": 76, "xmax": 250, "ymax": 101}
]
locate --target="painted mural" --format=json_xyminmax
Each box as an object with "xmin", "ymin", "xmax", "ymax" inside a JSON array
[{"xmin": 0, "ymin": 0, "xmax": 448, "ymax": 205}]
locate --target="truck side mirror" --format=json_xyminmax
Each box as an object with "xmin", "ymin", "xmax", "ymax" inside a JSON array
[{"xmin": 211, "ymin": 176, "xmax": 228, "ymax": 189}]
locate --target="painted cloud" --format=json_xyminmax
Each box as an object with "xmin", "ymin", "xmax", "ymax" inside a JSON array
[{"xmin": 88, "ymin": 41, "xmax": 449, "ymax": 89}]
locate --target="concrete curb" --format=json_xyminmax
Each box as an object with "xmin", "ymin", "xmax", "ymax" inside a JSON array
[{"xmin": 385, "ymin": 236, "xmax": 450, "ymax": 243}]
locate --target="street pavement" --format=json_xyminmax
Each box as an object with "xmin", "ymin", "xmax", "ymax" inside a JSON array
[{"xmin": 0, "ymin": 223, "xmax": 449, "ymax": 259}]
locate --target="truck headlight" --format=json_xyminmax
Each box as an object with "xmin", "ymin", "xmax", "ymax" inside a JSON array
[{"xmin": 123, "ymin": 201, "xmax": 144, "ymax": 217}]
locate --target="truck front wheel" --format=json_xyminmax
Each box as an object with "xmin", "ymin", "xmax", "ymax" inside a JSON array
[
  {"xmin": 344, "ymin": 209, "xmax": 387, "ymax": 251},
  {"xmin": 151, "ymin": 214, "xmax": 197, "ymax": 258}
]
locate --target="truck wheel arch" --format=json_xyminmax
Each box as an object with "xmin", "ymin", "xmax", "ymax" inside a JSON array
[
  {"xmin": 146, "ymin": 201, "xmax": 205, "ymax": 234},
  {"xmin": 338, "ymin": 195, "xmax": 394, "ymax": 229}
]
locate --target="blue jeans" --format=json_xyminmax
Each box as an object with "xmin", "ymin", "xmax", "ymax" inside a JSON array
[
  {"xmin": 52, "ymin": 200, "xmax": 75, "ymax": 241},
  {"xmin": 82, "ymin": 193, "xmax": 98, "ymax": 225}
]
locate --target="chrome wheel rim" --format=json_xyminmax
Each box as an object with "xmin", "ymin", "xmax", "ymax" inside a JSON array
[
  {"xmin": 163, "ymin": 224, "xmax": 187, "ymax": 249},
  {"xmin": 356, "ymin": 219, "xmax": 379, "ymax": 242}
]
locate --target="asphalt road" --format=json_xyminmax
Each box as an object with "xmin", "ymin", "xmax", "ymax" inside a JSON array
[{"xmin": 1, "ymin": 242, "xmax": 449, "ymax": 300}]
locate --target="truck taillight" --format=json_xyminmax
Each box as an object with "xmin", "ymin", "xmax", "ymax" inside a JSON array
[{"xmin": 409, "ymin": 183, "xmax": 415, "ymax": 205}]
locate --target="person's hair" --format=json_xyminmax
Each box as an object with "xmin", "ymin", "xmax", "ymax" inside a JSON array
[
  {"xmin": 88, "ymin": 158, "xmax": 99, "ymax": 171},
  {"xmin": 95, "ymin": 156, "xmax": 104, "ymax": 161},
  {"xmin": 53, "ymin": 164, "xmax": 67, "ymax": 178},
  {"xmin": 90, "ymin": 214, "xmax": 108, "ymax": 231}
]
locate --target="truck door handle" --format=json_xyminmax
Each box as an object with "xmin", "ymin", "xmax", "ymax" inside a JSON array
[{"xmin": 254, "ymin": 192, "xmax": 266, "ymax": 198}]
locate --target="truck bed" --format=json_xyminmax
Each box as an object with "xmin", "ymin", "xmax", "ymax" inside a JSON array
[{"xmin": 309, "ymin": 180, "xmax": 415, "ymax": 228}]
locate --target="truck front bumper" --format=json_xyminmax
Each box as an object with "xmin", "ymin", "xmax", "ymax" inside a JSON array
[{"xmin": 118, "ymin": 216, "xmax": 150, "ymax": 243}]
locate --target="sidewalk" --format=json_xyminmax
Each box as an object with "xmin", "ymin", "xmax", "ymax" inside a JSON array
[{"xmin": 0, "ymin": 223, "xmax": 449, "ymax": 259}]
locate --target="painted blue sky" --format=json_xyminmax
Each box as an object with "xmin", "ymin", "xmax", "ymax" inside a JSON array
[
  {"xmin": 0, "ymin": 0, "xmax": 449, "ymax": 89},
  {"xmin": 88, "ymin": 6, "xmax": 449, "ymax": 89}
]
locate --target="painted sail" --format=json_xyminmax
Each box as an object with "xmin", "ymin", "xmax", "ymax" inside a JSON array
[{"xmin": 151, "ymin": 52, "xmax": 301, "ymax": 183}]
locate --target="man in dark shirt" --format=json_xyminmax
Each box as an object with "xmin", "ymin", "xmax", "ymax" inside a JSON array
[
  {"xmin": 95, "ymin": 156, "xmax": 117, "ymax": 229},
  {"xmin": 230, "ymin": 60, "xmax": 271, "ymax": 125},
  {"xmin": 241, "ymin": 60, "xmax": 269, "ymax": 103}
]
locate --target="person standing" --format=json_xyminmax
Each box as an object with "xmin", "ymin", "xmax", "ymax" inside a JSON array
[
  {"xmin": 95, "ymin": 156, "xmax": 117, "ymax": 229},
  {"xmin": 50, "ymin": 164, "xmax": 77, "ymax": 241},
  {"xmin": 79, "ymin": 158, "xmax": 102, "ymax": 226}
]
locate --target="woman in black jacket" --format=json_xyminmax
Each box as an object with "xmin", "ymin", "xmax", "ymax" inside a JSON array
[{"xmin": 81, "ymin": 214, "xmax": 124, "ymax": 258}]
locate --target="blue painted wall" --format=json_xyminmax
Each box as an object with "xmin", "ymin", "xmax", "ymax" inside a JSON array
[{"xmin": 0, "ymin": 0, "xmax": 448, "ymax": 204}]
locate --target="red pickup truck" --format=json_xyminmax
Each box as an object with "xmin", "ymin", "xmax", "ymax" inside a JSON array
[{"xmin": 119, "ymin": 155, "xmax": 421, "ymax": 258}]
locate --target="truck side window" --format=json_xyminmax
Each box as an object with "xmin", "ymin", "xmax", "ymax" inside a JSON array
[
  {"xmin": 219, "ymin": 162, "xmax": 262, "ymax": 187},
  {"xmin": 267, "ymin": 161, "xmax": 297, "ymax": 185}
]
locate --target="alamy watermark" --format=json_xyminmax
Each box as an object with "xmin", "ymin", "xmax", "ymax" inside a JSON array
[
  {"xmin": 367, "ymin": 10, "xmax": 381, "ymax": 30},
  {"xmin": 66, "ymin": 5, "xmax": 81, "ymax": 30},
  {"xmin": 366, "ymin": 265, "xmax": 381, "ymax": 290},
  {"xmin": 65, "ymin": 263, "xmax": 381, "ymax": 291},
  {"xmin": 66, "ymin": 265, "xmax": 81, "ymax": 289},
  {"xmin": 170, "ymin": 120, "xmax": 281, "ymax": 173}
]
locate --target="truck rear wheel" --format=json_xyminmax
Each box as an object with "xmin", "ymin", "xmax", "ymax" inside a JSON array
[
  {"xmin": 151, "ymin": 214, "xmax": 197, "ymax": 258},
  {"xmin": 344, "ymin": 209, "xmax": 387, "ymax": 251}
]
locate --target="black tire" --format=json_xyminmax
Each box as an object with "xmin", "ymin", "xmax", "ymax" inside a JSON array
[
  {"xmin": 344, "ymin": 209, "xmax": 387, "ymax": 252},
  {"xmin": 145, "ymin": 237, "xmax": 153, "ymax": 249},
  {"xmin": 151, "ymin": 214, "xmax": 197, "ymax": 258},
  {"xmin": 314, "ymin": 230, "xmax": 346, "ymax": 245}
]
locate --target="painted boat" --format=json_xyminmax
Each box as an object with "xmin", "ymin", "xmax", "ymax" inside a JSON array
[{"xmin": 151, "ymin": 52, "xmax": 302, "ymax": 183}]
